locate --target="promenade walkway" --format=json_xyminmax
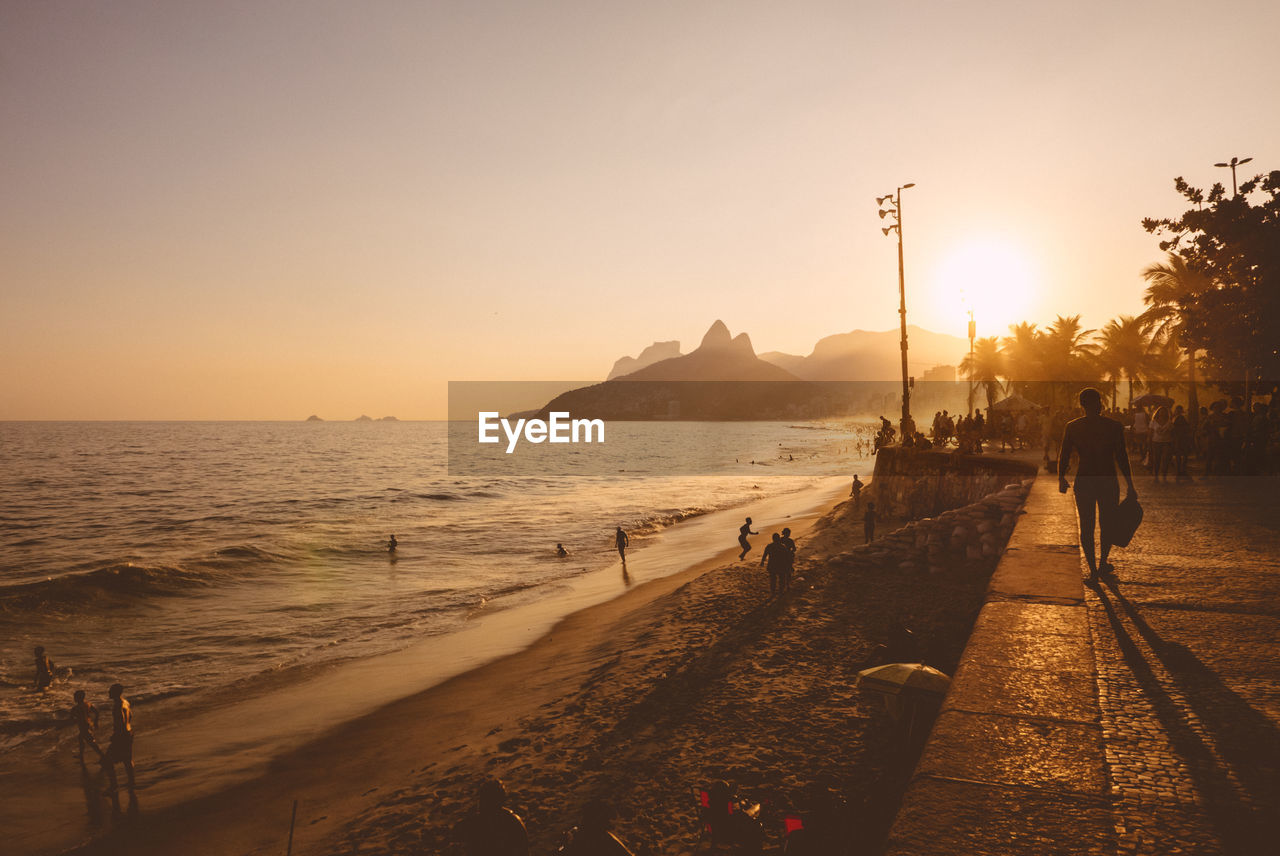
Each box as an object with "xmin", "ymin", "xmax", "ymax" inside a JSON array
[{"xmin": 886, "ymin": 469, "xmax": 1280, "ymax": 855}]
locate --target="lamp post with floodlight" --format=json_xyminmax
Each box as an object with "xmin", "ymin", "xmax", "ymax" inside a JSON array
[
  {"xmin": 879, "ymin": 183, "xmax": 915, "ymax": 442},
  {"xmin": 1214, "ymin": 155, "xmax": 1252, "ymax": 197},
  {"xmin": 967, "ymin": 310, "xmax": 976, "ymax": 416}
]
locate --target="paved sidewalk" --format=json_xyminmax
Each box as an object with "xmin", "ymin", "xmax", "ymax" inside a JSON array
[
  {"xmin": 1085, "ymin": 475, "xmax": 1280, "ymax": 854},
  {"xmin": 886, "ymin": 470, "xmax": 1280, "ymax": 855}
]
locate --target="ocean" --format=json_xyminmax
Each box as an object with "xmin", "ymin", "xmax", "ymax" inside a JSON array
[{"xmin": 0, "ymin": 420, "xmax": 872, "ymax": 768}]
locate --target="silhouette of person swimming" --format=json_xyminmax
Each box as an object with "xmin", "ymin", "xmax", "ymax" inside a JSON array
[
  {"xmin": 738, "ymin": 517, "xmax": 758, "ymax": 560},
  {"xmin": 556, "ymin": 543, "xmax": 568, "ymax": 557},
  {"xmin": 615, "ymin": 526, "xmax": 629, "ymax": 563},
  {"xmin": 1058, "ymin": 387, "xmax": 1137, "ymax": 583},
  {"xmin": 452, "ymin": 778, "xmax": 530, "ymax": 856}
]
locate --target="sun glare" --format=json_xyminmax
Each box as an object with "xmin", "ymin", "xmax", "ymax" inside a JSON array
[{"xmin": 931, "ymin": 237, "xmax": 1039, "ymax": 336}]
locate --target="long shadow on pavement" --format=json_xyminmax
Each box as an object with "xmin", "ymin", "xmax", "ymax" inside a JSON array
[{"xmin": 1095, "ymin": 578, "xmax": 1280, "ymax": 854}]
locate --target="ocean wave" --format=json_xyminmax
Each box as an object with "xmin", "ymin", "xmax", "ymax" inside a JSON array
[
  {"xmin": 626, "ymin": 505, "xmax": 716, "ymax": 535},
  {"xmin": 0, "ymin": 562, "xmax": 228, "ymax": 613}
]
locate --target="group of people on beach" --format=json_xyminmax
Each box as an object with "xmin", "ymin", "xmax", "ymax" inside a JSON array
[{"xmin": 33, "ymin": 646, "xmax": 137, "ymax": 813}]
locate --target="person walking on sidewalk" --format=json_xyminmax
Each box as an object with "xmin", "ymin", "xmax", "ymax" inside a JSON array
[{"xmin": 1058, "ymin": 387, "xmax": 1137, "ymax": 583}]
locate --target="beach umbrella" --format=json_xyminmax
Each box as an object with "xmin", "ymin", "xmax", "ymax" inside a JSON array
[
  {"xmin": 989, "ymin": 394, "xmax": 1039, "ymax": 412},
  {"xmin": 856, "ymin": 662, "xmax": 951, "ymax": 697},
  {"xmin": 1131, "ymin": 393, "xmax": 1174, "ymax": 408}
]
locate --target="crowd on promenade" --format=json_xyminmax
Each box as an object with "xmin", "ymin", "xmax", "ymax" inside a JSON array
[{"xmin": 883, "ymin": 393, "xmax": 1278, "ymax": 479}]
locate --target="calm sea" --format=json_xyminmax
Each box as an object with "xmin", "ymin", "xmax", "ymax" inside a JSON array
[{"xmin": 0, "ymin": 420, "xmax": 872, "ymax": 753}]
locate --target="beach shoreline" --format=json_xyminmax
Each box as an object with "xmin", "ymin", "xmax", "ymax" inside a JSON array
[{"xmin": 9, "ymin": 477, "xmax": 852, "ymax": 855}]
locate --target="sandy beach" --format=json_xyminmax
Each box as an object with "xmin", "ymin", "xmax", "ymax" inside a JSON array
[{"xmin": 7, "ymin": 466, "xmax": 1031, "ymax": 856}]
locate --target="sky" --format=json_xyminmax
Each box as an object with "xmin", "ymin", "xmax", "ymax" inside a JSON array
[{"xmin": 3, "ymin": 0, "xmax": 1277, "ymax": 420}]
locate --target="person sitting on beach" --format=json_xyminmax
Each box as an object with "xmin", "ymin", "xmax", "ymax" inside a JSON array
[
  {"xmin": 615, "ymin": 527, "xmax": 629, "ymax": 563},
  {"xmin": 103, "ymin": 683, "xmax": 136, "ymax": 810},
  {"xmin": 71, "ymin": 689, "xmax": 104, "ymax": 762},
  {"xmin": 558, "ymin": 797, "xmax": 635, "ymax": 856},
  {"xmin": 702, "ymin": 781, "xmax": 764, "ymax": 854},
  {"xmin": 737, "ymin": 518, "xmax": 758, "ymax": 560},
  {"xmin": 453, "ymin": 778, "xmax": 530, "ymax": 856},
  {"xmin": 863, "ymin": 503, "xmax": 876, "ymax": 545},
  {"xmin": 387, "ymin": 534, "xmax": 397, "ymax": 553},
  {"xmin": 555, "ymin": 543, "xmax": 568, "ymax": 557},
  {"xmin": 780, "ymin": 527, "xmax": 797, "ymax": 591},
  {"xmin": 1058, "ymin": 387, "xmax": 1137, "ymax": 584},
  {"xmin": 34, "ymin": 646, "xmax": 56, "ymax": 691},
  {"xmin": 760, "ymin": 533, "xmax": 786, "ymax": 597}
]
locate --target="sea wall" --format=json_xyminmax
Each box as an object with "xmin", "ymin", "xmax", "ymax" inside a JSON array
[{"xmin": 867, "ymin": 446, "xmax": 1037, "ymax": 521}]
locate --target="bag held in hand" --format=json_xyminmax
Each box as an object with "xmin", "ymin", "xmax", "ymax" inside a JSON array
[{"xmin": 1112, "ymin": 494, "xmax": 1143, "ymax": 547}]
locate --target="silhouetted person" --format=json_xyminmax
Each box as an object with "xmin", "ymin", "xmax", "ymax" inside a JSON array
[
  {"xmin": 1171, "ymin": 405, "xmax": 1192, "ymax": 480},
  {"xmin": 387, "ymin": 534, "xmax": 397, "ymax": 552},
  {"xmin": 71, "ymin": 690, "xmax": 104, "ymax": 762},
  {"xmin": 1058, "ymin": 387, "xmax": 1136, "ymax": 583},
  {"xmin": 452, "ymin": 778, "xmax": 530, "ymax": 856},
  {"xmin": 761, "ymin": 533, "xmax": 786, "ymax": 596},
  {"xmin": 863, "ymin": 502, "xmax": 876, "ymax": 544},
  {"xmin": 103, "ymin": 683, "xmax": 135, "ymax": 811},
  {"xmin": 34, "ymin": 645, "xmax": 55, "ymax": 691},
  {"xmin": 780, "ymin": 527, "xmax": 796, "ymax": 591},
  {"xmin": 850, "ymin": 474, "xmax": 863, "ymax": 506},
  {"xmin": 615, "ymin": 527, "xmax": 629, "ymax": 563},
  {"xmin": 703, "ymin": 781, "xmax": 764, "ymax": 854},
  {"xmin": 558, "ymin": 797, "xmax": 635, "ymax": 856},
  {"xmin": 737, "ymin": 518, "xmax": 758, "ymax": 560},
  {"xmin": 556, "ymin": 543, "xmax": 568, "ymax": 557}
]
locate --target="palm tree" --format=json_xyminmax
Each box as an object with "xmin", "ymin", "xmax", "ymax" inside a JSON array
[
  {"xmin": 1000, "ymin": 322, "xmax": 1042, "ymax": 400},
  {"xmin": 1037, "ymin": 315, "xmax": 1096, "ymax": 410},
  {"xmin": 1095, "ymin": 315, "xmax": 1155, "ymax": 409},
  {"xmin": 1140, "ymin": 252, "xmax": 1212, "ymax": 425},
  {"xmin": 960, "ymin": 336, "xmax": 1004, "ymax": 412}
]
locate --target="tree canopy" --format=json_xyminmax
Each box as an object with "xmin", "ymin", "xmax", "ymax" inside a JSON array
[{"xmin": 1142, "ymin": 169, "xmax": 1280, "ymax": 396}]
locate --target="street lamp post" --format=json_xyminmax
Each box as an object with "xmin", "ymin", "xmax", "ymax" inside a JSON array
[
  {"xmin": 967, "ymin": 310, "xmax": 976, "ymax": 416},
  {"xmin": 879, "ymin": 183, "xmax": 915, "ymax": 442},
  {"xmin": 1214, "ymin": 155, "xmax": 1253, "ymax": 197},
  {"xmin": 1213, "ymin": 155, "xmax": 1255, "ymax": 403}
]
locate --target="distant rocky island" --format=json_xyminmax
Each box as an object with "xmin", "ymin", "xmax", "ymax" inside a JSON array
[{"xmin": 304, "ymin": 415, "xmax": 399, "ymax": 422}]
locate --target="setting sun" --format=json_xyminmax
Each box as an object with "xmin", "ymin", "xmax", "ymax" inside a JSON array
[{"xmin": 930, "ymin": 237, "xmax": 1040, "ymax": 336}]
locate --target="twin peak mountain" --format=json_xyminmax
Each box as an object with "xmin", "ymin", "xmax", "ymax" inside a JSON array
[
  {"xmin": 605, "ymin": 320, "xmax": 966, "ymax": 383},
  {"xmin": 537, "ymin": 321, "xmax": 967, "ymax": 420}
]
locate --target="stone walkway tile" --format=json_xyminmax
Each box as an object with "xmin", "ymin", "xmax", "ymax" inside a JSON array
[
  {"xmin": 886, "ymin": 777, "xmax": 1114, "ymax": 856},
  {"xmin": 961, "ymin": 628, "xmax": 1096, "ymax": 675},
  {"xmin": 917, "ymin": 709, "xmax": 1106, "ymax": 794},
  {"xmin": 946, "ymin": 661, "xmax": 1098, "ymax": 723}
]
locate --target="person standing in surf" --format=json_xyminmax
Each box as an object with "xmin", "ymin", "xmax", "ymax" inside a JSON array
[
  {"xmin": 103, "ymin": 683, "xmax": 136, "ymax": 811},
  {"xmin": 615, "ymin": 526, "xmax": 629, "ymax": 563},
  {"xmin": 71, "ymin": 689, "xmax": 104, "ymax": 762},
  {"xmin": 738, "ymin": 517, "xmax": 758, "ymax": 560},
  {"xmin": 34, "ymin": 646, "xmax": 56, "ymax": 691}
]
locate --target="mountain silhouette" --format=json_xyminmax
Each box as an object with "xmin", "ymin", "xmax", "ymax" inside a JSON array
[
  {"xmin": 607, "ymin": 340, "xmax": 682, "ymax": 380},
  {"xmin": 614, "ymin": 320, "xmax": 798, "ymax": 382},
  {"xmin": 758, "ymin": 325, "xmax": 967, "ymax": 381}
]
